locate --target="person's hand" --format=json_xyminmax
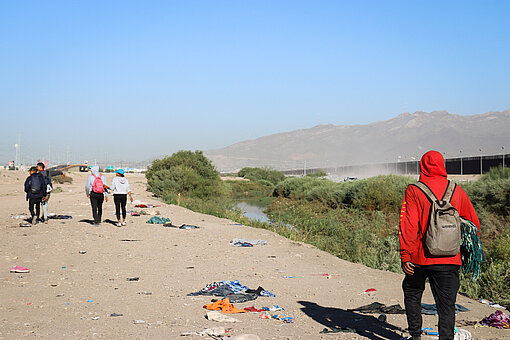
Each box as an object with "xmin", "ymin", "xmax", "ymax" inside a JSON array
[
  {"xmin": 87, "ymin": 195, "xmax": 90, "ymax": 198},
  {"xmin": 130, "ymin": 196, "xmax": 133, "ymax": 203},
  {"xmin": 42, "ymin": 196, "xmax": 47, "ymax": 202},
  {"xmin": 105, "ymin": 196, "xmax": 109, "ymax": 203},
  {"xmin": 402, "ymin": 262, "xmax": 415, "ymax": 276}
]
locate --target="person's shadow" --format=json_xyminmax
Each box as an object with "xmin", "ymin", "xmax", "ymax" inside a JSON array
[{"xmin": 298, "ymin": 301, "xmax": 405, "ymax": 340}]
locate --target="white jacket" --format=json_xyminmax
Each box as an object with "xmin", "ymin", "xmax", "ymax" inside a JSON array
[{"xmin": 111, "ymin": 176, "xmax": 131, "ymax": 195}]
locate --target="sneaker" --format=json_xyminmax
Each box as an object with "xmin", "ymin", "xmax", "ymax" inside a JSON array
[
  {"xmin": 44, "ymin": 218, "xmax": 48, "ymax": 224},
  {"xmin": 117, "ymin": 222, "xmax": 122, "ymax": 227},
  {"xmin": 31, "ymin": 216, "xmax": 37, "ymax": 225},
  {"xmin": 121, "ymin": 222, "xmax": 126, "ymax": 226},
  {"xmin": 10, "ymin": 266, "xmax": 30, "ymax": 273}
]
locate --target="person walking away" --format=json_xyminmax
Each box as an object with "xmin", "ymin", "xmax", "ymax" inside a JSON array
[
  {"xmin": 37, "ymin": 162, "xmax": 52, "ymax": 223},
  {"xmin": 24, "ymin": 166, "xmax": 47, "ymax": 225},
  {"xmin": 85, "ymin": 166, "xmax": 108, "ymax": 225},
  {"xmin": 111, "ymin": 169, "xmax": 133, "ymax": 227},
  {"xmin": 399, "ymin": 151, "xmax": 480, "ymax": 340}
]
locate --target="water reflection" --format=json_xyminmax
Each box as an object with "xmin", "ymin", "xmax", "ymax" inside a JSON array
[{"xmin": 234, "ymin": 200, "xmax": 299, "ymax": 232}]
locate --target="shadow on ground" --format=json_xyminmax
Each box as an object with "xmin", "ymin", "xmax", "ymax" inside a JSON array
[{"xmin": 298, "ymin": 301, "xmax": 405, "ymax": 340}]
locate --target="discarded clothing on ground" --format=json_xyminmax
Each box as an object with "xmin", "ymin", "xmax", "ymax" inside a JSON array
[
  {"xmin": 454, "ymin": 328, "xmax": 472, "ymax": 340},
  {"xmin": 163, "ymin": 223, "xmax": 200, "ymax": 229},
  {"xmin": 271, "ymin": 314, "xmax": 294, "ymax": 323},
  {"xmin": 320, "ymin": 326, "xmax": 357, "ymax": 334},
  {"xmin": 421, "ymin": 303, "xmax": 469, "ymax": 315},
  {"xmin": 48, "ymin": 215, "xmax": 73, "ymax": 219},
  {"xmin": 461, "ymin": 217, "xmax": 485, "ymax": 280},
  {"xmin": 181, "ymin": 326, "xmax": 227, "ymax": 337},
  {"xmin": 135, "ymin": 204, "xmax": 149, "ymax": 208},
  {"xmin": 244, "ymin": 306, "xmax": 265, "ymax": 312},
  {"xmin": 230, "ymin": 239, "xmax": 267, "ymax": 247},
  {"xmin": 224, "ymin": 335, "xmax": 261, "ymax": 340},
  {"xmin": 348, "ymin": 302, "xmax": 406, "ymax": 314},
  {"xmin": 188, "ymin": 280, "xmax": 274, "ymax": 303},
  {"xmin": 480, "ymin": 310, "xmax": 510, "ymax": 329},
  {"xmin": 456, "ymin": 320, "xmax": 478, "ymax": 327},
  {"xmin": 246, "ymin": 286, "xmax": 276, "ymax": 297},
  {"xmin": 146, "ymin": 216, "xmax": 171, "ymax": 224},
  {"xmin": 205, "ymin": 310, "xmax": 240, "ymax": 323},
  {"xmin": 204, "ymin": 298, "xmax": 247, "ymax": 314}
]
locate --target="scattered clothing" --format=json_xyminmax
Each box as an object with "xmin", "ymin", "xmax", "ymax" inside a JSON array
[
  {"xmin": 135, "ymin": 204, "xmax": 148, "ymax": 208},
  {"xmin": 205, "ymin": 310, "xmax": 240, "ymax": 323},
  {"xmin": 454, "ymin": 328, "xmax": 472, "ymax": 340},
  {"xmin": 480, "ymin": 310, "xmax": 510, "ymax": 329},
  {"xmin": 246, "ymin": 286, "xmax": 276, "ymax": 297},
  {"xmin": 226, "ymin": 293, "xmax": 258, "ymax": 303},
  {"xmin": 203, "ymin": 298, "xmax": 247, "ymax": 314},
  {"xmin": 181, "ymin": 326, "xmax": 227, "ymax": 337},
  {"xmin": 320, "ymin": 326, "xmax": 357, "ymax": 334},
  {"xmin": 229, "ymin": 239, "xmax": 267, "ymax": 247},
  {"xmin": 146, "ymin": 216, "xmax": 171, "ymax": 224},
  {"xmin": 48, "ymin": 215, "xmax": 73, "ymax": 219},
  {"xmin": 421, "ymin": 303, "xmax": 469, "ymax": 315},
  {"xmin": 271, "ymin": 314, "xmax": 294, "ymax": 323},
  {"xmin": 348, "ymin": 302, "xmax": 406, "ymax": 315},
  {"xmin": 163, "ymin": 223, "xmax": 200, "ymax": 229},
  {"xmin": 244, "ymin": 306, "xmax": 265, "ymax": 312},
  {"xmin": 456, "ymin": 320, "xmax": 478, "ymax": 327}
]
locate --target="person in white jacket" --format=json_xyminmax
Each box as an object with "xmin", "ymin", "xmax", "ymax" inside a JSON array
[{"xmin": 111, "ymin": 169, "xmax": 133, "ymax": 227}]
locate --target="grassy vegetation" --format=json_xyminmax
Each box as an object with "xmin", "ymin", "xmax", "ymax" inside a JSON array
[
  {"xmin": 146, "ymin": 152, "xmax": 510, "ymax": 306},
  {"xmin": 52, "ymin": 175, "xmax": 73, "ymax": 184}
]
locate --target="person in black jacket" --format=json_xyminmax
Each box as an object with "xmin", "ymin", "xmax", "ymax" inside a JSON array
[{"xmin": 24, "ymin": 167, "xmax": 47, "ymax": 225}]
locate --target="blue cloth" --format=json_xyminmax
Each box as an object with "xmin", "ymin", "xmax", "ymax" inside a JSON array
[{"xmin": 222, "ymin": 280, "xmax": 249, "ymax": 294}]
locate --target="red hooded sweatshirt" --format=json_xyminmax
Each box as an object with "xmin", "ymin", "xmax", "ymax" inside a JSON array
[{"xmin": 399, "ymin": 150, "xmax": 480, "ymax": 266}]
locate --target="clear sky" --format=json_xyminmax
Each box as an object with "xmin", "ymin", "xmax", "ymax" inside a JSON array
[{"xmin": 1, "ymin": 0, "xmax": 509, "ymax": 165}]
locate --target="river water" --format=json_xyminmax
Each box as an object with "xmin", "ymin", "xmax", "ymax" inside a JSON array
[{"xmin": 233, "ymin": 200, "xmax": 299, "ymax": 232}]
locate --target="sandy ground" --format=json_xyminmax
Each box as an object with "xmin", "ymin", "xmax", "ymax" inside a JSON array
[{"xmin": 0, "ymin": 170, "xmax": 506, "ymax": 339}]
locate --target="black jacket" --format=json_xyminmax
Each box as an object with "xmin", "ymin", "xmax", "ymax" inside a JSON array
[{"xmin": 24, "ymin": 173, "xmax": 47, "ymax": 200}]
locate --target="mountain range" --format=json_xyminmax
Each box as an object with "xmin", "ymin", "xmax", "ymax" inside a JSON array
[{"xmin": 204, "ymin": 110, "xmax": 510, "ymax": 172}]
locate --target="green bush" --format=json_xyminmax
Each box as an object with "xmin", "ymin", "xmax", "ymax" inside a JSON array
[
  {"xmin": 465, "ymin": 167, "xmax": 510, "ymax": 217},
  {"xmin": 52, "ymin": 175, "xmax": 73, "ymax": 184},
  {"xmin": 238, "ymin": 167, "xmax": 286, "ymax": 185},
  {"xmin": 146, "ymin": 150, "xmax": 224, "ymax": 199}
]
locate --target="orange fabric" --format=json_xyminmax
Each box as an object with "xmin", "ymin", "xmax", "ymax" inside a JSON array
[
  {"xmin": 399, "ymin": 150, "xmax": 480, "ymax": 265},
  {"xmin": 203, "ymin": 298, "xmax": 247, "ymax": 314}
]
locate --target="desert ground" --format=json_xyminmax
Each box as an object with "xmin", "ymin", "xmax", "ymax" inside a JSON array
[{"xmin": 0, "ymin": 170, "xmax": 506, "ymax": 339}]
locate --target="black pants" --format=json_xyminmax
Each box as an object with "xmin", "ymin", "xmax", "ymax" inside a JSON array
[
  {"xmin": 403, "ymin": 264, "xmax": 460, "ymax": 340},
  {"xmin": 29, "ymin": 197, "xmax": 42, "ymax": 218},
  {"xmin": 114, "ymin": 194, "xmax": 127, "ymax": 220},
  {"xmin": 89, "ymin": 192, "xmax": 104, "ymax": 224}
]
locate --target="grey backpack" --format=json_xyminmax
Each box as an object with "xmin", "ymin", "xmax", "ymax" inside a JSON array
[{"xmin": 412, "ymin": 180, "xmax": 461, "ymax": 256}]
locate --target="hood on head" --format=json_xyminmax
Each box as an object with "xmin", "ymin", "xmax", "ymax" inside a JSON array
[
  {"xmin": 91, "ymin": 166, "xmax": 100, "ymax": 176},
  {"xmin": 419, "ymin": 150, "xmax": 447, "ymax": 179}
]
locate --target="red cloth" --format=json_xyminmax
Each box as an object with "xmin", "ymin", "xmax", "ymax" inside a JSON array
[{"xmin": 399, "ymin": 150, "xmax": 480, "ymax": 265}]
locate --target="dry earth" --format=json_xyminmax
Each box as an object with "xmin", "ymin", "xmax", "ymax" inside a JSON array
[{"xmin": 0, "ymin": 170, "xmax": 506, "ymax": 339}]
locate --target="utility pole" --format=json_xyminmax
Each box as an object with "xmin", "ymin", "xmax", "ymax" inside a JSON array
[
  {"xmin": 460, "ymin": 150, "xmax": 463, "ymax": 175},
  {"xmin": 304, "ymin": 161, "xmax": 306, "ymax": 176},
  {"xmin": 479, "ymin": 149, "xmax": 483, "ymax": 175},
  {"xmin": 66, "ymin": 145, "xmax": 70, "ymax": 165},
  {"xmin": 48, "ymin": 142, "xmax": 51, "ymax": 167},
  {"xmin": 502, "ymin": 146, "xmax": 505, "ymax": 168}
]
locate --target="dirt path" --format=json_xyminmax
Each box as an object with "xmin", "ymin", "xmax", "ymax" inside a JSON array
[{"xmin": 0, "ymin": 170, "xmax": 505, "ymax": 339}]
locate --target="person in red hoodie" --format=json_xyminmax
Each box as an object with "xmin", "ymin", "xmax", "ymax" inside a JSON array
[{"xmin": 399, "ymin": 150, "xmax": 480, "ymax": 340}]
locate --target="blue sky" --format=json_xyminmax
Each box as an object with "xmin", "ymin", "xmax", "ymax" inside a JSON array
[{"xmin": 1, "ymin": 1, "xmax": 509, "ymax": 165}]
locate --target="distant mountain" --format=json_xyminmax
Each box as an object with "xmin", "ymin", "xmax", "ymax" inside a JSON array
[{"xmin": 204, "ymin": 110, "xmax": 510, "ymax": 172}]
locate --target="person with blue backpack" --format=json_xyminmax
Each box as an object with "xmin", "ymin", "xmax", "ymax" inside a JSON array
[
  {"xmin": 24, "ymin": 166, "xmax": 47, "ymax": 225},
  {"xmin": 85, "ymin": 165, "xmax": 108, "ymax": 225},
  {"xmin": 37, "ymin": 162, "xmax": 52, "ymax": 223}
]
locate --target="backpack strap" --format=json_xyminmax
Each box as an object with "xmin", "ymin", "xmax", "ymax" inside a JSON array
[
  {"xmin": 441, "ymin": 180, "xmax": 457, "ymax": 203},
  {"xmin": 411, "ymin": 182, "xmax": 438, "ymax": 203}
]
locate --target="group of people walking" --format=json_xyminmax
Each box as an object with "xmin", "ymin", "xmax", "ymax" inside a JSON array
[
  {"xmin": 23, "ymin": 162, "xmax": 51, "ymax": 224},
  {"xmin": 24, "ymin": 164, "xmax": 133, "ymax": 227},
  {"xmin": 85, "ymin": 165, "xmax": 133, "ymax": 226}
]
